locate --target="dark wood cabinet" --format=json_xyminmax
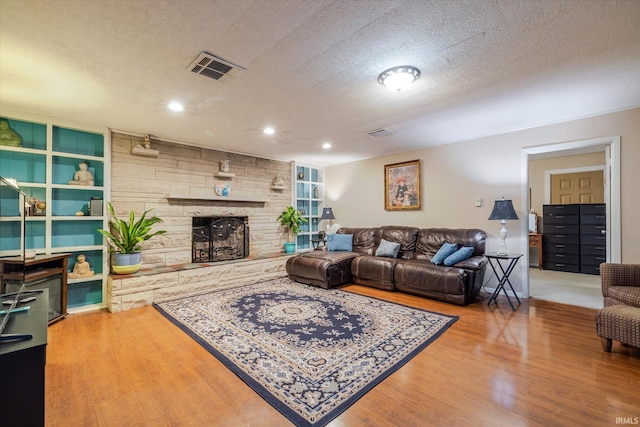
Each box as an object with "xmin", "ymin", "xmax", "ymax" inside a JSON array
[
  {"xmin": 542, "ymin": 204, "xmax": 606, "ymax": 275},
  {"xmin": 542, "ymin": 204, "xmax": 580, "ymax": 272},
  {"xmin": 579, "ymin": 204, "xmax": 607, "ymax": 275},
  {"xmin": 0, "ymin": 253, "xmax": 70, "ymax": 324}
]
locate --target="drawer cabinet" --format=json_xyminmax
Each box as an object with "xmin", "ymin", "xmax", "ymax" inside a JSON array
[
  {"xmin": 580, "ymin": 203, "xmax": 606, "ymax": 275},
  {"xmin": 543, "ymin": 205, "xmax": 580, "ymax": 273},
  {"xmin": 542, "ymin": 204, "xmax": 606, "ymax": 275}
]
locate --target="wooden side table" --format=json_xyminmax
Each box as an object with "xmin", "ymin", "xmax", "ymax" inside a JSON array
[{"xmin": 529, "ymin": 233, "xmax": 543, "ymax": 269}]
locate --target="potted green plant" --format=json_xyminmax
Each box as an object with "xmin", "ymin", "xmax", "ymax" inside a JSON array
[
  {"xmin": 277, "ymin": 206, "xmax": 307, "ymax": 254},
  {"xmin": 97, "ymin": 202, "xmax": 167, "ymax": 274}
]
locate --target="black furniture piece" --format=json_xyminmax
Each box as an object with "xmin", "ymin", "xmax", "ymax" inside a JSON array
[
  {"xmin": 486, "ymin": 252, "xmax": 523, "ymax": 311},
  {"xmin": 542, "ymin": 204, "xmax": 606, "ymax": 275},
  {"xmin": 542, "ymin": 204, "xmax": 580, "ymax": 272},
  {"xmin": 580, "ymin": 204, "xmax": 606, "ymax": 275},
  {"xmin": 0, "ymin": 253, "xmax": 70, "ymax": 324},
  {"xmin": 0, "ymin": 288, "xmax": 48, "ymax": 426}
]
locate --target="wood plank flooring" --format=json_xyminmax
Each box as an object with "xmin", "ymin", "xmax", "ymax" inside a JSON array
[{"xmin": 45, "ymin": 286, "xmax": 639, "ymax": 426}]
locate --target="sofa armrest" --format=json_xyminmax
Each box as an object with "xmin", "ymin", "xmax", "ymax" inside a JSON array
[
  {"xmin": 451, "ymin": 255, "xmax": 487, "ymax": 271},
  {"xmin": 601, "ymin": 263, "xmax": 640, "ymax": 296}
]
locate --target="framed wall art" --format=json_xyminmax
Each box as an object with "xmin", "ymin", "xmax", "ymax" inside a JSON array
[{"xmin": 384, "ymin": 159, "xmax": 421, "ymax": 211}]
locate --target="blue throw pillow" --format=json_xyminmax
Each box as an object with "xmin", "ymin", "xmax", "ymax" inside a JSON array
[
  {"xmin": 375, "ymin": 238, "xmax": 401, "ymax": 258},
  {"xmin": 431, "ymin": 242, "xmax": 458, "ymax": 265},
  {"xmin": 327, "ymin": 234, "xmax": 353, "ymax": 251},
  {"xmin": 443, "ymin": 246, "xmax": 475, "ymax": 266}
]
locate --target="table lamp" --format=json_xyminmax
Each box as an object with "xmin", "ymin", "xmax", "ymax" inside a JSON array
[
  {"xmin": 320, "ymin": 207, "xmax": 335, "ymax": 234},
  {"xmin": 488, "ymin": 197, "xmax": 519, "ymax": 255}
]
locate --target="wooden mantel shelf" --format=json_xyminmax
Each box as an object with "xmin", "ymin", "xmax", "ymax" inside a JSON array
[{"xmin": 167, "ymin": 194, "xmax": 270, "ymax": 203}]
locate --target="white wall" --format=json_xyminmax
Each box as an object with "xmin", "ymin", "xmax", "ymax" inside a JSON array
[{"xmin": 325, "ymin": 108, "xmax": 640, "ymax": 293}]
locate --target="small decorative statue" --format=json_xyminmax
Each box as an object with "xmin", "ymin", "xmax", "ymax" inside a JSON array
[
  {"xmin": 273, "ymin": 176, "xmax": 284, "ymax": 187},
  {"xmin": 68, "ymin": 254, "xmax": 94, "ymax": 278},
  {"xmin": 220, "ymin": 160, "xmax": 230, "ymax": 173},
  {"xmin": 0, "ymin": 120, "xmax": 22, "ymax": 147},
  {"xmin": 143, "ymin": 134, "xmax": 151, "ymax": 149},
  {"xmin": 68, "ymin": 161, "xmax": 94, "ymax": 186}
]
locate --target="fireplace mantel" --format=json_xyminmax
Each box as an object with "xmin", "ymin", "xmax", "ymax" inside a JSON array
[{"xmin": 168, "ymin": 194, "xmax": 270, "ymax": 204}]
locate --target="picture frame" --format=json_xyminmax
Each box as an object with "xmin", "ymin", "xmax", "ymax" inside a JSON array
[{"xmin": 384, "ymin": 159, "xmax": 421, "ymax": 211}]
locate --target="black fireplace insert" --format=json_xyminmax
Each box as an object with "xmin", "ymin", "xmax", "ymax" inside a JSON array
[{"xmin": 192, "ymin": 216, "xmax": 249, "ymax": 263}]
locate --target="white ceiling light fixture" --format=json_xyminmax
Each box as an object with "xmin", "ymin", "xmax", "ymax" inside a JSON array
[
  {"xmin": 263, "ymin": 127, "xmax": 275, "ymax": 135},
  {"xmin": 168, "ymin": 101, "xmax": 184, "ymax": 112},
  {"xmin": 378, "ymin": 65, "xmax": 420, "ymax": 92},
  {"xmin": 322, "ymin": 142, "xmax": 332, "ymax": 149}
]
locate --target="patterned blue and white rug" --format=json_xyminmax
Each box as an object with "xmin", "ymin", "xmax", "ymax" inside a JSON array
[{"xmin": 154, "ymin": 277, "xmax": 458, "ymax": 426}]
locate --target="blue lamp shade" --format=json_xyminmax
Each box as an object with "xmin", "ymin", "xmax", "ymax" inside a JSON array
[
  {"xmin": 320, "ymin": 207, "xmax": 335, "ymax": 220},
  {"xmin": 488, "ymin": 198, "xmax": 519, "ymax": 221}
]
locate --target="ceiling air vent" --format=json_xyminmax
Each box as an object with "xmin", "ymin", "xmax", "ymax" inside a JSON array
[
  {"xmin": 188, "ymin": 51, "xmax": 245, "ymax": 81},
  {"xmin": 366, "ymin": 128, "xmax": 395, "ymax": 138}
]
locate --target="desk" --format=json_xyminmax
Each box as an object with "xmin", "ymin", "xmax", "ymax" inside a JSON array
[
  {"xmin": 528, "ymin": 233, "xmax": 543, "ymax": 269},
  {"xmin": 486, "ymin": 252, "xmax": 522, "ymax": 310},
  {"xmin": 0, "ymin": 289, "xmax": 48, "ymax": 426}
]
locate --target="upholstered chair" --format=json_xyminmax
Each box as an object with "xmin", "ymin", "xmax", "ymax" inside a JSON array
[
  {"xmin": 596, "ymin": 263, "xmax": 640, "ymax": 352},
  {"xmin": 600, "ymin": 263, "xmax": 640, "ymax": 308}
]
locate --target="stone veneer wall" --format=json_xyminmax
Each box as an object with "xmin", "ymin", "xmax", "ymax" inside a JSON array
[
  {"xmin": 107, "ymin": 256, "xmax": 292, "ymax": 312},
  {"xmin": 106, "ymin": 132, "xmax": 294, "ymax": 312},
  {"xmin": 110, "ymin": 132, "xmax": 293, "ymax": 267}
]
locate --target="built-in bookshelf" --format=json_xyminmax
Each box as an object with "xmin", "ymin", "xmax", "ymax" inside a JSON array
[
  {"xmin": 0, "ymin": 115, "xmax": 110, "ymax": 311},
  {"xmin": 294, "ymin": 164, "xmax": 324, "ymax": 251}
]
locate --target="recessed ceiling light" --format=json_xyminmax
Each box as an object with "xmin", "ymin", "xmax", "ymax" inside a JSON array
[
  {"xmin": 263, "ymin": 127, "xmax": 275, "ymax": 135},
  {"xmin": 322, "ymin": 142, "xmax": 332, "ymax": 149},
  {"xmin": 168, "ymin": 101, "xmax": 184, "ymax": 112}
]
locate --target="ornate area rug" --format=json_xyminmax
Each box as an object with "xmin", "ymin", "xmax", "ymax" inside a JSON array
[{"xmin": 154, "ymin": 277, "xmax": 458, "ymax": 426}]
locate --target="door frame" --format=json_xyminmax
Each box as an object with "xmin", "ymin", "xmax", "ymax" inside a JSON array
[{"xmin": 520, "ymin": 136, "xmax": 621, "ymax": 298}]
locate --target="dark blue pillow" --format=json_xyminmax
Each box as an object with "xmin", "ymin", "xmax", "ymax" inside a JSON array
[
  {"xmin": 443, "ymin": 246, "xmax": 474, "ymax": 266},
  {"xmin": 432, "ymin": 242, "xmax": 458, "ymax": 265},
  {"xmin": 327, "ymin": 234, "xmax": 353, "ymax": 251}
]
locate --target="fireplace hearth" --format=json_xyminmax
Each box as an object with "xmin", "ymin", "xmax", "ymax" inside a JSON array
[{"xmin": 192, "ymin": 216, "xmax": 249, "ymax": 263}]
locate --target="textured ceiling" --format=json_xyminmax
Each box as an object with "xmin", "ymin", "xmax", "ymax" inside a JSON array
[{"xmin": 1, "ymin": 0, "xmax": 639, "ymax": 166}]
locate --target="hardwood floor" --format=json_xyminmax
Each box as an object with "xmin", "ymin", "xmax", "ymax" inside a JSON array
[{"xmin": 45, "ymin": 286, "xmax": 639, "ymax": 427}]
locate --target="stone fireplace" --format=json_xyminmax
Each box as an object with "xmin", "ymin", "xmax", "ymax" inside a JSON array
[{"xmin": 107, "ymin": 132, "xmax": 294, "ymax": 312}]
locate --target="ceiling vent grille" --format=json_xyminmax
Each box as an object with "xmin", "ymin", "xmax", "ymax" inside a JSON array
[
  {"xmin": 188, "ymin": 52, "xmax": 245, "ymax": 81},
  {"xmin": 366, "ymin": 128, "xmax": 395, "ymax": 138}
]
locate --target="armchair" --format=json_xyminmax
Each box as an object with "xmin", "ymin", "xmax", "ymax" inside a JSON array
[
  {"xmin": 596, "ymin": 263, "xmax": 640, "ymax": 352},
  {"xmin": 600, "ymin": 263, "xmax": 640, "ymax": 308}
]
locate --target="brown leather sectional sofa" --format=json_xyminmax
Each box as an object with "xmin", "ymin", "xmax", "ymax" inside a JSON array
[{"xmin": 286, "ymin": 226, "xmax": 488, "ymax": 306}]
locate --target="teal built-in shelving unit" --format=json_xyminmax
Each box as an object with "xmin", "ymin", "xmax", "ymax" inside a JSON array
[{"xmin": 0, "ymin": 114, "xmax": 110, "ymax": 311}]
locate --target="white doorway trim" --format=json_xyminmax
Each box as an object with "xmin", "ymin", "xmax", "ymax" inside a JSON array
[{"xmin": 520, "ymin": 136, "xmax": 621, "ymax": 298}]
